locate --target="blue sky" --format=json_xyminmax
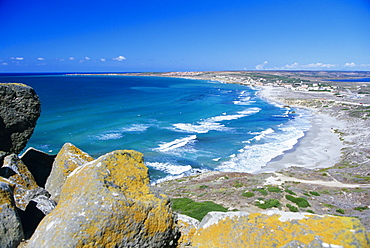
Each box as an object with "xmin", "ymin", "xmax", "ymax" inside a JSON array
[{"xmin": 1, "ymin": 0, "xmax": 369, "ymax": 72}]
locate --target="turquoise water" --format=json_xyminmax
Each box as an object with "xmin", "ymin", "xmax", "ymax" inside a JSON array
[{"xmin": 0, "ymin": 74, "xmax": 311, "ymax": 183}]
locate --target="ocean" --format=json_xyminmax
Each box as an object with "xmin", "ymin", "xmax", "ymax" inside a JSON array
[{"xmin": 0, "ymin": 74, "xmax": 311, "ymax": 183}]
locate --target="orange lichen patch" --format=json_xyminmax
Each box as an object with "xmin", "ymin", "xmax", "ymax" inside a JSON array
[
  {"xmin": 45, "ymin": 143, "xmax": 94, "ymax": 202},
  {"xmin": 191, "ymin": 212, "xmax": 369, "ymax": 248},
  {"xmin": 27, "ymin": 150, "xmax": 178, "ymax": 247},
  {"xmin": 0, "ymin": 178, "xmax": 15, "ymax": 207},
  {"xmin": 177, "ymin": 218, "xmax": 198, "ymax": 247}
]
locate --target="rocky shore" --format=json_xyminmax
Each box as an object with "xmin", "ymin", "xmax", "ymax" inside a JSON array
[{"xmin": 1, "ymin": 80, "xmax": 369, "ymax": 247}]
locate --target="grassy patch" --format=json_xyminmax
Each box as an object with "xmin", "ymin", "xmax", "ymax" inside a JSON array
[
  {"xmin": 309, "ymin": 191, "xmax": 320, "ymax": 196},
  {"xmin": 285, "ymin": 195, "xmax": 311, "ymax": 208},
  {"xmin": 232, "ymin": 180, "xmax": 244, "ymax": 188},
  {"xmin": 336, "ymin": 208, "xmax": 345, "ymax": 214},
  {"xmin": 306, "ymin": 209, "xmax": 315, "ymax": 214},
  {"xmin": 252, "ymin": 188, "xmax": 268, "ymax": 196},
  {"xmin": 199, "ymin": 185, "xmax": 209, "ymax": 189},
  {"xmin": 241, "ymin": 192, "xmax": 255, "ymax": 198},
  {"xmin": 255, "ymin": 199, "xmax": 281, "ymax": 210},
  {"xmin": 267, "ymin": 186, "xmax": 282, "ymax": 193},
  {"xmin": 171, "ymin": 198, "xmax": 228, "ymax": 221},
  {"xmin": 286, "ymin": 204, "xmax": 299, "ymax": 212},
  {"xmin": 323, "ymin": 203, "xmax": 335, "ymax": 208},
  {"xmin": 354, "ymin": 206, "xmax": 368, "ymax": 211},
  {"xmin": 284, "ymin": 189, "xmax": 296, "ymax": 195}
]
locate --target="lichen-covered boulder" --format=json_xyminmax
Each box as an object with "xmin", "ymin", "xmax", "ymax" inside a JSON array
[
  {"xmin": 27, "ymin": 150, "xmax": 179, "ymax": 248},
  {"xmin": 0, "ymin": 178, "xmax": 24, "ymax": 248},
  {"xmin": 20, "ymin": 148, "xmax": 55, "ymax": 188},
  {"xmin": 0, "ymin": 83, "xmax": 41, "ymax": 155},
  {"xmin": 0, "ymin": 154, "xmax": 55, "ymax": 213},
  {"xmin": 189, "ymin": 210, "xmax": 369, "ymax": 248},
  {"xmin": 176, "ymin": 214, "xmax": 199, "ymax": 248},
  {"xmin": 45, "ymin": 143, "xmax": 93, "ymax": 202}
]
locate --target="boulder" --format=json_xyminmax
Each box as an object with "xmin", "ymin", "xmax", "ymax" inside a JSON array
[
  {"xmin": 0, "ymin": 178, "xmax": 24, "ymax": 248},
  {"xmin": 0, "ymin": 154, "xmax": 56, "ymax": 213},
  {"xmin": 27, "ymin": 150, "xmax": 179, "ymax": 248},
  {"xmin": 176, "ymin": 214, "xmax": 199, "ymax": 248},
  {"xmin": 20, "ymin": 148, "xmax": 56, "ymax": 187},
  {"xmin": 189, "ymin": 210, "xmax": 369, "ymax": 247},
  {"xmin": 45, "ymin": 143, "xmax": 94, "ymax": 202},
  {"xmin": 0, "ymin": 83, "xmax": 41, "ymax": 155}
]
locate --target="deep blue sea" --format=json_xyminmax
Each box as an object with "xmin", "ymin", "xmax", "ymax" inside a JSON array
[{"xmin": 0, "ymin": 74, "xmax": 311, "ymax": 183}]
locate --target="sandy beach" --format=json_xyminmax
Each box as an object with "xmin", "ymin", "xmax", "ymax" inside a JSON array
[{"xmin": 256, "ymin": 86, "xmax": 346, "ymax": 173}]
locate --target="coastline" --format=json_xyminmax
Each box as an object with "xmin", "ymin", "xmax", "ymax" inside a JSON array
[{"xmin": 255, "ymin": 86, "xmax": 345, "ymax": 173}]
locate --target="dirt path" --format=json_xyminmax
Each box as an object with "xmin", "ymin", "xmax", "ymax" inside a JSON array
[{"xmin": 265, "ymin": 172, "xmax": 370, "ymax": 188}]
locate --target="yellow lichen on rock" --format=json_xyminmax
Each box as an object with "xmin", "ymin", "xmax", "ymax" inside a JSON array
[
  {"xmin": 45, "ymin": 143, "xmax": 94, "ymax": 202},
  {"xmin": 26, "ymin": 149, "xmax": 179, "ymax": 248},
  {"xmin": 190, "ymin": 211, "xmax": 369, "ymax": 248}
]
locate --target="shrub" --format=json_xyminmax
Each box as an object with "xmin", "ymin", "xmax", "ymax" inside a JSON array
[
  {"xmin": 285, "ymin": 195, "xmax": 311, "ymax": 208},
  {"xmin": 309, "ymin": 191, "xmax": 320, "ymax": 196},
  {"xmin": 255, "ymin": 199, "xmax": 281, "ymax": 210},
  {"xmin": 252, "ymin": 188, "xmax": 268, "ymax": 196},
  {"xmin": 286, "ymin": 204, "xmax": 299, "ymax": 212},
  {"xmin": 241, "ymin": 192, "xmax": 255, "ymax": 198},
  {"xmin": 199, "ymin": 185, "xmax": 209, "ymax": 189},
  {"xmin": 233, "ymin": 180, "xmax": 244, "ymax": 188},
  {"xmin": 284, "ymin": 189, "xmax": 296, "ymax": 195},
  {"xmin": 306, "ymin": 210, "xmax": 315, "ymax": 214},
  {"xmin": 267, "ymin": 186, "xmax": 282, "ymax": 193},
  {"xmin": 354, "ymin": 206, "xmax": 368, "ymax": 211},
  {"xmin": 336, "ymin": 209, "xmax": 345, "ymax": 214},
  {"xmin": 171, "ymin": 198, "xmax": 228, "ymax": 221}
]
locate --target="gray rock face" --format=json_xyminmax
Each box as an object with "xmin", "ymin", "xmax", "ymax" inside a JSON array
[
  {"xmin": 0, "ymin": 178, "xmax": 24, "ymax": 248},
  {"xmin": 0, "ymin": 83, "xmax": 41, "ymax": 155},
  {"xmin": 1, "ymin": 154, "xmax": 56, "ymax": 213}
]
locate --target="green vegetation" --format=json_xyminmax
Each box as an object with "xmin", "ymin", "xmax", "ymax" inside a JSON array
[
  {"xmin": 232, "ymin": 180, "xmax": 244, "ymax": 188},
  {"xmin": 171, "ymin": 198, "xmax": 228, "ymax": 221},
  {"xmin": 267, "ymin": 186, "xmax": 282, "ymax": 193},
  {"xmin": 309, "ymin": 191, "xmax": 320, "ymax": 196},
  {"xmin": 284, "ymin": 189, "xmax": 296, "ymax": 195},
  {"xmin": 252, "ymin": 188, "xmax": 268, "ymax": 196},
  {"xmin": 241, "ymin": 192, "xmax": 255, "ymax": 198},
  {"xmin": 336, "ymin": 209, "xmax": 345, "ymax": 214},
  {"xmin": 323, "ymin": 203, "xmax": 335, "ymax": 208},
  {"xmin": 286, "ymin": 204, "xmax": 299, "ymax": 212},
  {"xmin": 354, "ymin": 206, "xmax": 368, "ymax": 211},
  {"xmin": 199, "ymin": 185, "xmax": 209, "ymax": 189},
  {"xmin": 285, "ymin": 195, "xmax": 311, "ymax": 208},
  {"xmin": 255, "ymin": 199, "xmax": 281, "ymax": 210},
  {"xmin": 306, "ymin": 210, "xmax": 315, "ymax": 214}
]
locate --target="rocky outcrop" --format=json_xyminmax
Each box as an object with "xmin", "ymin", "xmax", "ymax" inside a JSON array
[
  {"xmin": 1, "ymin": 154, "xmax": 55, "ymax": 213},
  {"xmin": 0, "ymin": 178, "xmax": 24, "ymax": 248},
  {"xmin": 176, "ymin": 214, "xmax": 199, "ymax": 248},
  {"xmin": 20, "ymin": 148, "xmax": 55, "ymax": 188},
  {"xmin": 27, "ymin": 150, "xmax": 179, "ymax": 248},
  {"xmin": 187, "ymin": 210, "xmax": 369, "ymax": 247},
  {"xmin": 45, "ymin": 143, "xmax": 93, "ymax": 202},
  {"xmin": 0, "ymin": 83, "xmax": 41, "ymax": 155}
]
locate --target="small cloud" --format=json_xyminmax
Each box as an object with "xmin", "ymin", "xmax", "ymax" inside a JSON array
[
  {"xmin": 85, "ymin": 57, "xmax": 91, "ymax": 60},
  {"xmin": 15, "ymin": 57, "xmax": 24, "ymax": 60},
  {"xmin": 275, "ymin": 62, "xmax": 337, "ymax": 70},
  {"xmin": 344, "ymin": 62, "xmax": 370, "ymax": 68},
  {"xmin": 112, "ymin": 55, "xmax": 126, "ymax": 61},
  {"xmin": 100, "ymin": 58, "xmax": 106, "ymax": 62},
  {"xmin": 255, "ymin": 61, "xmax": 268, "ymax": 70},
  {"xmin": 1, "ymin": 63, "xmax": 8, "ymax": 66},
  {"xmin": 69, "ymin": 57, "xmax": 75, "ymax": 60},
  {"xmin": 37, "ymin": 57, "xmax": 45, "ymax": 61}
]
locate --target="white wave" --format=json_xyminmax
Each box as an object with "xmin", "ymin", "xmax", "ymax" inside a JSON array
[
  {"xmin": 155, "ymin": 135, "xmax": 197, "ymax": 152},
  {"xmin": 218, "ymin": 113, "xmax": 311, "ymax": 173},
  {"xmin": 151, "ymin": 168, "xmax": 210, "ymax": 185},
  {"xmin": 147, "ymin": 162, "xmax": 192, "ymax": 175},
  {"xmin": 172, "ymin": 107, "xmax": 260, "ymax": 134},
  {"xmin": 244, "ymin": 128, "xmax": 275, "ymax": 143},
  {"xmin": 122, "ymin": 124, "xmax": 151, "ymax": 132},
  {"xmin": 172, "ymin": 122, "xmax": 228, "ymax": 133},
  {"xmin": 95, "ymin": 132, "xmax": 123, "ymax": 141},
  {"xmin": 219, "ymin": 129, "xmax": 305, "ymax": 173}
]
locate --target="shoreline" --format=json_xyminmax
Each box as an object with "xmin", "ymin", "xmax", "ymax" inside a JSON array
[{"xmin": 255, "ymin": 86, "xmax": 345, "ymax": 173}]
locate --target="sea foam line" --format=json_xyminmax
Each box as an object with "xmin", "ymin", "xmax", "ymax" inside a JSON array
[{"xmin": 155, "ymin": 135, "xmax": 197, "ymax": 152}]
